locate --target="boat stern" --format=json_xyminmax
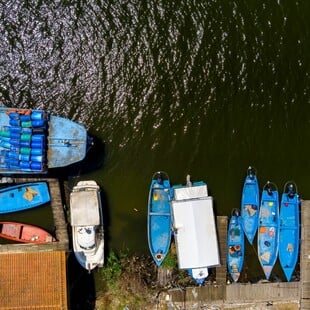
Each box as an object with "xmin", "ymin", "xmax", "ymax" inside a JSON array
[
  {"xmin": 47, "ymin": 116, "xmax": 89, "ymax": 168},
  {"xmin": 189, "ymin": 267, "xmax": 209, "ymax": 285}
]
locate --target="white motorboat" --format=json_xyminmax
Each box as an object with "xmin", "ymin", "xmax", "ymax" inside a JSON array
[{"xmin": 70, "ymin": 180, "xmax": 104, "ymax": 272}]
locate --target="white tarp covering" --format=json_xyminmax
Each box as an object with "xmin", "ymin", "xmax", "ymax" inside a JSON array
[
  {"xmin": 173, "ymin": 184, "xmax": 208, "ymax": 200},
  {"xmin": 172, "ymin": 186, "xmax": 220, "ymax": 269},
  {"xmin": 70, "ymin": 189, "xmax": 100, "ymax": 226}
]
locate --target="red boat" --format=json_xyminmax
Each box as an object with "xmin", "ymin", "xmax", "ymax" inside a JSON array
[{"xmin": 0, "ymin": 222, "xmax": 56, "ymax": 244}]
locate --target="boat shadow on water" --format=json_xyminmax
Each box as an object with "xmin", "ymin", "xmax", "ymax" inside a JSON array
[
  {"xmin": 48, "ymin": 135, "xmax": 106, "ymax": 179},
  {"xmin": 67, "ymin": 251, "xmax": 97, "ymax": 310}
]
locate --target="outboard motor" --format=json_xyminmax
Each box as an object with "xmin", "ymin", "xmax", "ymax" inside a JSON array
[
  {"xmin": 266, "ymin": 182, "xmax": 273, "ymax": 196},
  {"xmin": 288, "ymin": 183, "xmax": 295, "ymax": 198}
]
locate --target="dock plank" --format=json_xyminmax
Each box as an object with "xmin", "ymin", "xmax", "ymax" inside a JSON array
[{"xmin": 216, "ymin": 216, "xmax": 228, "ymax": 285}]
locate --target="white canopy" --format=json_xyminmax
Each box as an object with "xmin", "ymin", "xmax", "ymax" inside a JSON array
[
  {"xmin": 70, "ymin": 189, "xmax": 100, "ymax": 226},
  {"xmin": 172, "ymin": 185, "xmax": 220, "ymax": 269},
  {"xmin": 173, "ymin": 184, "xmax": 208, "ymax": 200}
]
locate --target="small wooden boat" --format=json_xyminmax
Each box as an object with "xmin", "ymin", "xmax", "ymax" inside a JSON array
[
  {"xmin": 241, "ymin": 166, "xmax": 260, "ymax": 244},
  {"xmin": 227, "ymin": 209, "xmax": 244, "ymax": 283},
  {"xmin": 0, "ymin": 182, "xmax": 50, "ymax": 214},
  {"xmin": 147, "ymin": 171, "xmax": 172, "ymax": 266},
  {"xmin": 279, "ymin": 182, "xmax": 300, "ymax": 282},
  {"xmin": 0, "ymin": 221, "xmax": 56, "ymax": 243},
  {"xmin": 257, "ymin": 181, "xmax": 279, "ymax": 280},
  {"xmin": 70, "ymin": 180, "xmax": 104, "ymax": 272},
  {"xmin": 0, "ymin": 107, "xmax": 92, "ymax": 173}
]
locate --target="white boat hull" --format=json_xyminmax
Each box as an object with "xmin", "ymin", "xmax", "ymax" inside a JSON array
[{"xmin": 70, "ymin": 180, "xmax": 104, "ymax": 272}]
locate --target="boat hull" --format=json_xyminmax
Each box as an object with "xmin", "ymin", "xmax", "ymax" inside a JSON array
[
  {"xmin": 257, "ymin": 183, "xmax": 279, "ymax": 280},
  {"xmin": 227, "ymin": 211, "xmax": 244, "ymax": 282},
  {"xmin": 0, "ymin": 107, "xmax": 90, "ymax": 173},
  {"xmin": 0, "ymin": 182, "xmax": 50, "ymax": 214},
  {"xmin": 241, "ymin": 167, "xmax": 260, "ymax": 244},
  {"xmin": 279, "ymin": 185, "xmax": 300, "ymax": 281},
  {"xmin": 70, "ymin": 180, "xmax": 104, "ymax": 272},
  {"xmin": 0, "ymin": 221, "xmax": 56, "ymax": 243},
  {"xmin": 147, "ymin": 171, "xmax": 172, "ymax": 266},
  {"xmin": 47, "ymin": 115, "xmax": 89, "ymax": 168}
]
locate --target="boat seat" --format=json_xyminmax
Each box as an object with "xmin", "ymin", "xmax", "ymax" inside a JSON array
[
  {"xmin": 280, "ymin": 226, "xmax": 298, "ymax": 230},
  {"xmin": 150, "ymin": 212, "xmax": 170, "ymax": 216}
]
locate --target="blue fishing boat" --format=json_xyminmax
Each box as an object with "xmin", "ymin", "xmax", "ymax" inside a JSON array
[
  {"xmin": 241, "ymin": 166, "xmax": 260, "ymax": 244},
  {"xmin": 279, "ymin": 182, "xmax": 300, "ymax": 282},
  {"xmin": 0, "ymin": 182, "xmax": 50, "ymax": 214},
  {"xmin": 0, "ymin": 107, "xmax": 92, "ymax": 173},
  {"xmin": 147, "ymin": 171, "xmax": 172, "ymax": 266},
  {"xmin": 257, "ymin": 181, "xmax": 279, "ymax": 280},
  {"xmin": 227, "ymin": 209, "xmax": 244, "ymax": 283}
]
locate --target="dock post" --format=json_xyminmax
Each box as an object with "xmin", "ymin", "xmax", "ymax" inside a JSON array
[
  {"xmin": 216, "ymin": 216, "xmax": 228, "ymax": 285},
  {"xmin": 300, "ymin": 200, "xmax": 310, "ymax": 308}
]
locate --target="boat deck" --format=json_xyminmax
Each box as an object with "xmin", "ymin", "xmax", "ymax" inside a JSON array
[{"xmin": 0, "ymin": 177, "xmax": 69, "ymax": 310}]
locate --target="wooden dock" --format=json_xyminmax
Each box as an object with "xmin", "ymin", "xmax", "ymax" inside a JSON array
[
  {"xmin": 0, "ymin": 177, "xmax": 69, "ymax": 253},
  {"xmin": 163, "ymin": 200, "xmax": 310, "ymax": 309},
  {"xmin": 0, "ymin": 177, "xmax": 69, "ymax": 310},
  {"xmin": 216, "ymin": 216, "xmax": 228, "ymax": 285},
  {"xmin": 301, "ymin": 200, "xmax": 310, "ymax": 309},
  {"xmin": 1, "ymin": 179, "xmax": 310, "ymax": 309}
]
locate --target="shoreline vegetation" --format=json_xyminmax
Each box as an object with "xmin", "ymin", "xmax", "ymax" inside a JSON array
[
  {"xmin": 94, "ymin": 243, "xmax": 216, "ymax": 310},
  {"xmin": 92, "ymin": 246, "xmax": 300, "ymax": 310}
]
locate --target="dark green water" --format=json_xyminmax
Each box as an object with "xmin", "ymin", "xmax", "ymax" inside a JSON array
[{"xmin": 0, "ymin": 0, "xmax": 310, "ymax": 280}]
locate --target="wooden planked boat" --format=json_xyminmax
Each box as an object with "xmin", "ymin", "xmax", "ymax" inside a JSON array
[
  {"xmin": 0, "ymin": 107, "xmax": 92, "ymax": 173},
  {"xmin": 147, "ymin": 171, "xmax": 172, "ymax": 266},
  {"xmin": 257, "ymin": 181, "xmax": 279, "ymax": 280},
  {"xmin": 279, "ymin": 182, "xmax": 300, "ymax": 282},
  {"xmin": 70, "ymin": 180, "xmax": 104, "ymax": 272},
  {"xmin": 0, "ymin": 221, "xmax": 56, "ymax": 243},
  {"xmin": 0, "ymin": 182, "xmax": 50, "ymax": 214},
  {"xmin": 227, "ymin": 209, "xmax": 244, "ymax": 283},
  {"xmin": 241, "ymin": 166, "xmax": 260, "ymax": 244}
]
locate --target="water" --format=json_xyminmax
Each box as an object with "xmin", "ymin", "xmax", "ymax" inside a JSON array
[{"xmin": 0, "ymin": 0, "xmax": 310, "ymax": 280}]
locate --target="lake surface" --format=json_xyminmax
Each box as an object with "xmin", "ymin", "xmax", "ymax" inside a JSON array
[{"xmin": 0, "ymin": 0, "xmax": 309, "ymax": 280}]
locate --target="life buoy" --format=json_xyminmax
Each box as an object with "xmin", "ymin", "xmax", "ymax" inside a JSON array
[{"xmin": 234, "ymin": 245, "xmax": 241, "ymax": 251}]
